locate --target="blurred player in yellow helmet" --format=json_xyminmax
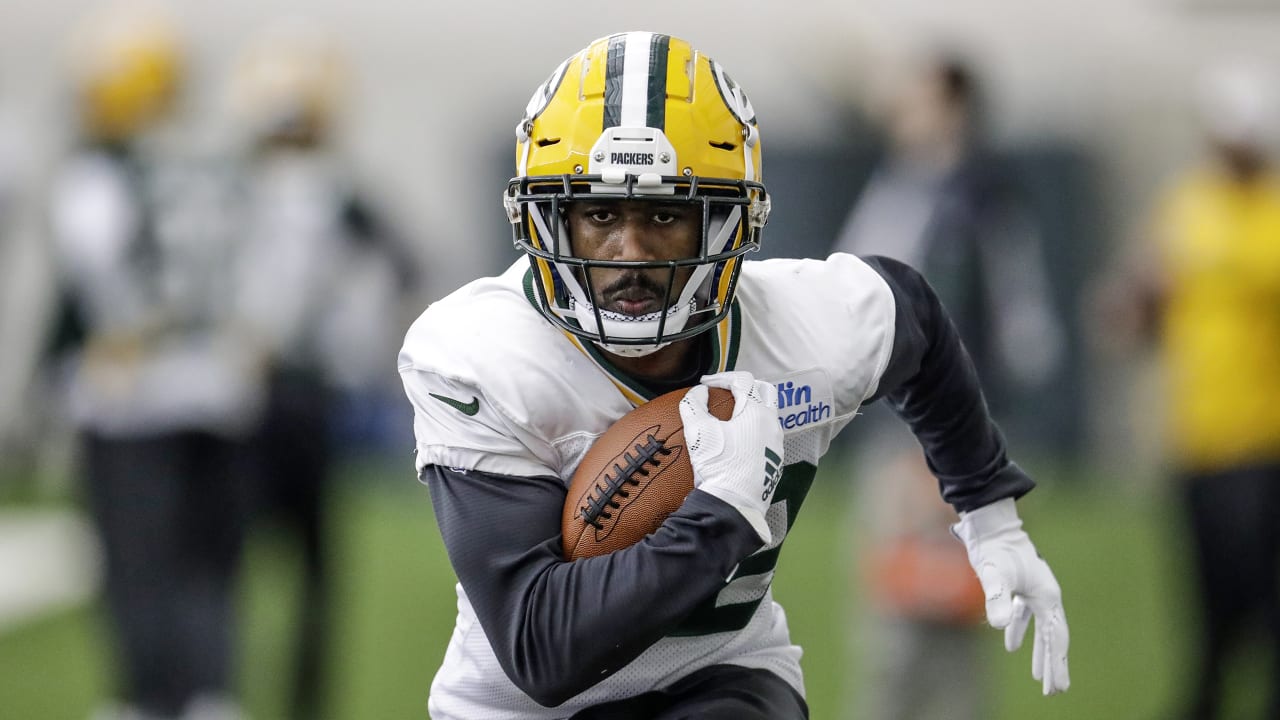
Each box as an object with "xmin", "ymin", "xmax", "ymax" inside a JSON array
[
  {"xmin": 48, "ymin": 5, "xmax": 258, "ymax": 719},
  {"xmin": 69, "ymin": 4, "xmax": 181, "ymax": 144}
]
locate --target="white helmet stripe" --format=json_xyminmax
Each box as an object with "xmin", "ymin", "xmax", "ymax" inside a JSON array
[{"xmin": 620, "ymin": 31, "xmax": 653, "ymax": 127}]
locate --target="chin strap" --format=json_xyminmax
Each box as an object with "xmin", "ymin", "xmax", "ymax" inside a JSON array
[{"xmin": 593, "ymin": 339, "xmax": 668, "ymax": 358}]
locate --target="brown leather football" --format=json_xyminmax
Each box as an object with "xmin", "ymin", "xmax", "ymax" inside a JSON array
[{"xmin": 562, "ymin": 386, "xmax": 734, "ymax": 560}]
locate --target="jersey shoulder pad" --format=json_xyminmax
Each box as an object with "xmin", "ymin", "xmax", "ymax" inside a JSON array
[
  {"xmin": 737, "ymin": 254, "xmax": 896, "ymax": 403},
  {"xmin": 399, "ymin": 261, "xmax": 624, "ymax": 478}
]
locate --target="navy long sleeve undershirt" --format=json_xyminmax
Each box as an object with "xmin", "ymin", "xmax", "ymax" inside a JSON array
[
  {"xmin": 861, "ymin": 255, "xmax": 1035, "ymax": 511},
  {"xmin": 421, "ymin": 469, "xmax": 760, "ymax": 707}
]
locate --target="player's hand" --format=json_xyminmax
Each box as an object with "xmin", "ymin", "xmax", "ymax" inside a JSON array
[
  {"xmin": 951, "ymin": 498, "xmax": 1070, "ymax": 695},
  {"xmin": 679, "ymin": 371, "xmax": 783, "ymax": 546}
]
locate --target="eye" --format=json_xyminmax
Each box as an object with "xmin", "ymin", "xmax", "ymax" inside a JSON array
[
  {"xmin": 652, "ymin": 207, "xmax": 687, "ymax": 225},
  {"xmin": 580, "ymin": 206, "xmax": 616, "ymax": 224}
]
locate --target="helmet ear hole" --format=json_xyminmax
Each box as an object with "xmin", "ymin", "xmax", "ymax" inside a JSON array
[
  {"xmin": 536, "ymin": 137, "xmax": 561, "ymax": 148},
  {"xmin": 708, "ymin": 140, "xmax": 736, "ymax": 151}
]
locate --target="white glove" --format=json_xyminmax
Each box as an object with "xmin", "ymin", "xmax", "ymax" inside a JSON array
[
  {"xmin": 951, "ymin": 497, "xmax": 1070, "ymax": 695},
  {"xmin": 678, "ymin": 371, "xmax": 783, "ymax": 546}
]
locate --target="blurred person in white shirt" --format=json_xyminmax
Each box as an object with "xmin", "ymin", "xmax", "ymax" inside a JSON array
[
  {"xmin": 46, "ymin": 5, "xmax": 260, "ymax": 719},
  {"xmin": 226, "ymin": 20, "xmax": 420, "ymax": 720},
  {"xmin": 834, "ymin": 52, "xmax": 1065, "ymax": 720}
]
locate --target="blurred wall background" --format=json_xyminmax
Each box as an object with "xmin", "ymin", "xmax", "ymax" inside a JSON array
[
  {"xmin": 3, "ymin": 0, "xmax": 1280, "ymax": 460},
  {"xmin": 0, "ymin": 0, "xmax": 1274, "ymax": 277}
]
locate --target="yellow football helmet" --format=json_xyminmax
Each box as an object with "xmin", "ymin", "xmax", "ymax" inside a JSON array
[
  {"xmin": 71, "ymin": 4, "xmax": 182, "ymax": 142},
  {"xmin": 505, "ymin": 32, "xmax": 770, "ymax": 356}
]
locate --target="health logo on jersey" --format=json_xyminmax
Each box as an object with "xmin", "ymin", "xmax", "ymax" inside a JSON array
[{"xmin": 773, "ymin": 368, "xmax": 835, "ymax": 431}]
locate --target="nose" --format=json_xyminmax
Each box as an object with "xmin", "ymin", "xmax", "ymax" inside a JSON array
[{"xmin": 609, "ymin": 216, "xmax": 659, "ymax": 262}]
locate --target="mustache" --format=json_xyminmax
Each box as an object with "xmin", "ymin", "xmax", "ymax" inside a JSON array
[{"xmin": 597, "ymin": 272, "xmax": 670, "ymax": 303}]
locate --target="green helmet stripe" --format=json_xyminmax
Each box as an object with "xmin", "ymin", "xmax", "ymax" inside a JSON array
[{"xmin": 646, "ymin": 34, "xmax": 669, "ymax": 130}]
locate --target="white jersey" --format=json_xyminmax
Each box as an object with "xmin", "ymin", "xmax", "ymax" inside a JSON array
[
  {"xmin": 49, "ymin": 149, "xmax": 262, "ymax": 437},
  {"xmin": 399, "ymin": 253, "xmax": 897, "ymax": 719}
]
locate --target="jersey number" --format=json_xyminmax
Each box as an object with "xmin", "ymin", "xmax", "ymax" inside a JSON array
[{"xmin": 668, "ymin": 463, "xmax": 816, "ymax": 637}]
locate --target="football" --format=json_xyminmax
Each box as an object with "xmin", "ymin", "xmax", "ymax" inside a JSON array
[{"xmin": 562, "ymin": 386, "xmax": 734, "ymax": 560}]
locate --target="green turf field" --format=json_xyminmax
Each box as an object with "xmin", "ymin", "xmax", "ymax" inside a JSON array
[{"xmin": 0, "ymin": 457, "xmax": 1268, "ymax": 719}]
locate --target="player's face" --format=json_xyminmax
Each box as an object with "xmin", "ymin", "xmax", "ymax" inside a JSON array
[{"xmin": 565, "ymin": 200, "xmax": 701, "ymax": 317}]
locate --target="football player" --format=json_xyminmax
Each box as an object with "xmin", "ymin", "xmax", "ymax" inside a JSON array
[{"xmin": 400, "ymin": 32, "xmax": 1069, "ymax": 719}]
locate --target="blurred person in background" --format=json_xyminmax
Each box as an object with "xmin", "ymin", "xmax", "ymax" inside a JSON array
[
  {"xmin": 0, "ymin": 85, "xmax": 30, "ymax": 467},
  {"xmin": 1097, "ymin": 60, "xmax": 1280, "ymax": 720},
  {"xmin": 44, "ymin": 5, "xmax": 260, "ymax": 719},
  {"xmin": 227, "ymin": 19, "xmax": 420, "ymax": 720},
  {"xmin": 832, "ymin": 53, "xmax": 1066, "ymax": 720}
]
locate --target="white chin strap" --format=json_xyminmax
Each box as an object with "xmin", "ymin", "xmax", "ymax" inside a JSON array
[{"xmin": 572, "ymin": 297, "xmax": 694, "ymax": 357}]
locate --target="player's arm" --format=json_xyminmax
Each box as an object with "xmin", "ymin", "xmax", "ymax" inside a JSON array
[
  {"xmin": 861, "ymin": 255, "xmax": 1070, "ymax": 694},
  {"xmin": 420, "ymin": 463, "xmax": 762, "ymax": 707},
  {"xmin": 862, "ymin": 254, "xmax": 1033, "ymax": 510}
]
